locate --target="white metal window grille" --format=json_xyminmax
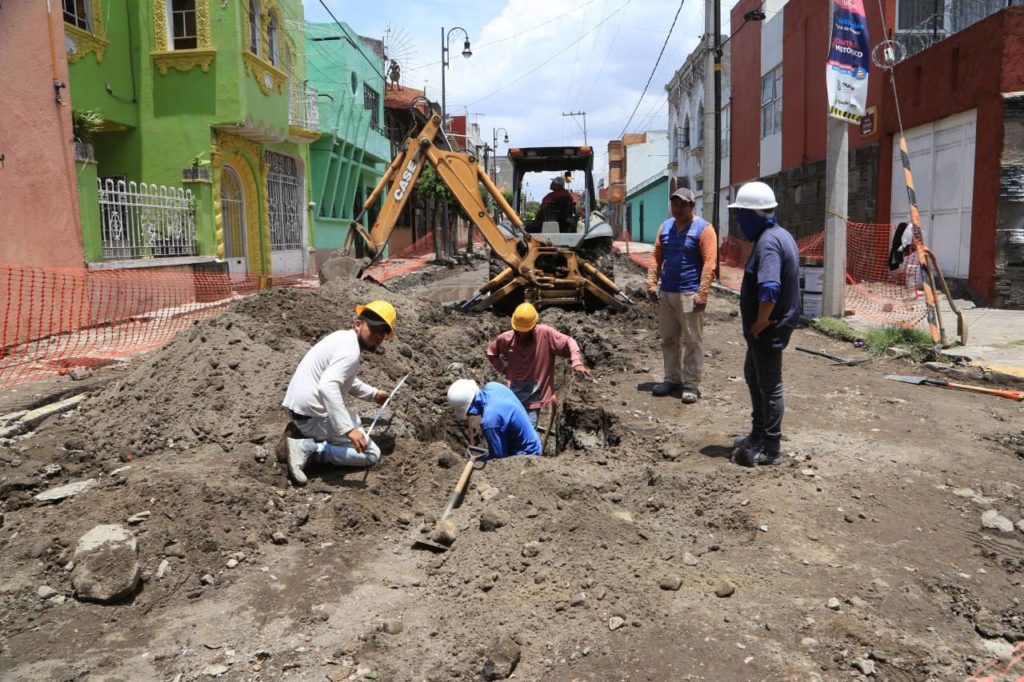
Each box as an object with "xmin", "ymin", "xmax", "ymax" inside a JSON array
[
  {"xmin": 760, "ymin": 66, "xmax": 783, "ymax": 139},
  {"xmin": 63, "ymin": 0, "xmax": 91, "ymax": 30},
  {"xmin": 265, "ymin": 152, "xmax": 302, "ymax": 251},
  {"xmin": 267, "ymin": 12, "xmax": 279, "ymax": 65},
  {"xmin": 363, "ymin": 85, "xmax": 381, "ymax": 130},
  {"xmin": 169, "ymin": 0, "xmax": 198, "ymax": 50},
  {"xmin": 98, "ymin": 179, "xmax": 197, "ymax": 260},
  {"xmin": 221, "ymin": 168, "xmax": 245, "ymax": 259},
  {"xmin": 289, "ymin": 81, "xmax": 320, "ymax": 130},
  {"xmin": 248, "ymin": 0, "xmax": 260, "ymax": 55}
]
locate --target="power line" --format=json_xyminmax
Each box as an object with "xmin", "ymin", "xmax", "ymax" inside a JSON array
[{"xmin": 618, "ymin": 0, "xmax": 686, "ymax": 138}]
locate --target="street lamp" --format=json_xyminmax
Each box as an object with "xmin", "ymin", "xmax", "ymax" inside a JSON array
[
  {"xmin": 439, "ymin": 26, "xmax": 471, "ymax": 260},
  {"xmin": 491, "ymin": 127, "xmax": 509, "ymax": 183},
  {"xmin": 440, "ymin": 27, "xmax": 472, "ymax": 129}
]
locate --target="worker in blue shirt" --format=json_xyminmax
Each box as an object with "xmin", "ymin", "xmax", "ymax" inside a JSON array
[
  {"xmin": 447, "ymin": 379, "xmax": 542, "ymax": 459},
  {"xmin": 728, "ymin": 182, "xmax": 801, "ymax": 468}
]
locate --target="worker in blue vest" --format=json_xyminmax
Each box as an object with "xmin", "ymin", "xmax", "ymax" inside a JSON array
[{"xmin": 646, "ymin": 187, "xmax": 718, "ymax": 404}]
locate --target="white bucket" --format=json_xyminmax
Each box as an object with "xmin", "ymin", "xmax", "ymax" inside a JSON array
[
  {"xmin": 802, "ymin": 292, "xmax": 823, "ymax": 318},
  {"xmin": 800, "ymin": 265, "xmax": 824, "ymax": 294}
]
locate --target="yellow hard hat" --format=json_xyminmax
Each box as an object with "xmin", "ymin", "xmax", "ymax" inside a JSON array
[
  {"xmin": 354, "ymin": 300, "xmax": 397, "ymax": 338},
  {"xmin": 511, "ymin": 302, "xmax": 538, "ymax": 333}
]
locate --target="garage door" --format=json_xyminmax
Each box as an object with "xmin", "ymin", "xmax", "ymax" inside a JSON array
[{"xmin": 889, "ymin": 109, "xmax": 976, "ymax": 278}]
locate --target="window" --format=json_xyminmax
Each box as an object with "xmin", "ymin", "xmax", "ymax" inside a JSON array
[
  {"xmin": 267, "ymin": 11, "xmax": 279, "ymax": 66},
  {"xmin": 696, "ymin": 104, "xmax": 705, "ymax": 147},
  {"xmin": 63, "ymin": 0, "xmax": 91, "ymax": 30},
  {"xmin": 896, "ymin": 0, "xmax": 946, "ymax": 34},
  {"xmin": 170, "ymin": 0, "xmax": 198, "ymax": 50},
  {"xmin": 265, "ymin": 152, "xmax": 302, "ymax": 251},
  {"xmin": 364, "ymin": 85, "xmax": 380, "ymax": 130},
  {"xmin": 761, "ymin": 66, "xmax": 783, "ymax": 138},
  {"xmin": 722, "ymin": 103, "xmax": 731, "ymax": 157},
  {"xmin": 248, "ymin": 0, "xmax": 260, "ymax": 55},
  {"xmin": 682, "ymin": 116, "xmax": 691, "ymax": 148}
]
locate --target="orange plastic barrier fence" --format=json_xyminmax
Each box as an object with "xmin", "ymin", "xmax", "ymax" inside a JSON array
[{"xmin": 0, "ymin": 263, "xmax": 317, "ymax": 390}]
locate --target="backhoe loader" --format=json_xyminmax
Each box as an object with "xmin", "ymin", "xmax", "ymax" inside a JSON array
[{"xmin": 334, "ymin": 99, "xmax": 630, "ymax": 314}]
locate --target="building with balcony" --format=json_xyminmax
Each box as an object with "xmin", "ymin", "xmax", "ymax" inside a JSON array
[
  {"xmin": 304, "ymin": 21, "xmax": 389, "ymax": 268},
  {"xmin": 623, "ymin": 131, "xmax": 670, "ymax": 244},
  {"xmin": 2, "ymin": 0, "xmax": 320, "ymax": 279}
]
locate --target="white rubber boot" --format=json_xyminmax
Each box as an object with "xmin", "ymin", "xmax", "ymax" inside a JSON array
[{"xmin": 286, "ymin": 438, "xmax": 311, "ymax": 486}]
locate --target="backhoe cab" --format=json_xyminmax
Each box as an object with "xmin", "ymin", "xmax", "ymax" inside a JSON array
[{"xmin": 335, "ymin": 99, "xmax": 629, "ymax": 314}]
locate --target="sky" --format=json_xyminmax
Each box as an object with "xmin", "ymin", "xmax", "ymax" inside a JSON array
[{"xmin": 301, "ymin": 0, "xmax": 740, "ymax": 192}]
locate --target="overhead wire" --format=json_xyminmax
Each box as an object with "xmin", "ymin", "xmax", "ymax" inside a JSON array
[{"xmin": 618, "ymin": 0, "xmax": 686, "ymax": 138}]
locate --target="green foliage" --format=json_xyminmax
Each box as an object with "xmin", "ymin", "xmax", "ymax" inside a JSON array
[
  {"xmin": 72, "ymin": 109, "xmax": 104, "ymax": 143},
  {"xmin": 811, "ymin": 317, "xmax": 862, "ymax": 342},
  {"xmin": 415, "ymin": 167, "xmax": 454, "ymax": 205},
  {"xmin": 862, "ymin": 326, "xmax": 936, "ymax": 362}
]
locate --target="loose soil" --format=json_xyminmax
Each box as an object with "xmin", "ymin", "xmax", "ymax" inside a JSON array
[{"xmin": 1, "ymin": 256, "xmax": 1023, "ymax": 681}]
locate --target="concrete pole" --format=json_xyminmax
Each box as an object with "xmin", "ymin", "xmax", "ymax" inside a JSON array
[{"xmin": 823, "ymin": 117, "xmax": 848, "ymax": 317}]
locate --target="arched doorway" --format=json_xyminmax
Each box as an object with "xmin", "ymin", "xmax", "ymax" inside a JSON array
[{"xmin": 221, "ymin": 166, "xmax": 248, "ymax": 274}]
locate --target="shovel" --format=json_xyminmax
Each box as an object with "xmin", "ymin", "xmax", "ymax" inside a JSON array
[
  {"xmin": 795, "ymin": 346, "xmax": 872, "ymax": 367},
  {"xmin": 885, "ymin": 375, "xmax": 1024, "ymax": 401},
  {"xmin": 542, "ymin": 373, "xmax": 576, "ymax": 456},
  {"xmin": 412, "ymin": 445, "xmax": 487, "ymax": 552}
]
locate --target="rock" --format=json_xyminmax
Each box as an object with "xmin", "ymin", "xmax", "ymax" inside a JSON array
[
  {"xmin": 446, "ymin": 362, "xmax": 465, "ymax": 375},
  {"xmin": 71, "ymin": 525, "xmax": 141, "ymax": 603},
  {"xmin": 202, "ymin": 663, "xmax": 230, "ymax": 677},
  {"xmin": 480, "ymin": 486, "xmax": 501, "ymax": 502},
  {"xmin": 482, "ymin": 634, "xmax": 521, "ymax": 680},
  {"xmin": 682, "ymin": 552, "xmax": 699, "ymax": 566},
  {"xmin": 952, "ymin": 487, "xmax": 976, "ymax": 499},
  {"xmin": 715, "ymin": 583, "xmax": 735, "ymax": 598},
  {"xmin": 271, "ymin": 531, "xmax": 288, "ymax": 545},
  {"xmin": 226, "ymin": 558, "xmax": 238, "ymax": 569},
  {"xmin": 41, "ymin": 464, "xmax": 62, "ymax": 478},
  {"xmin": 479, "ymin": 510, "xmax": 508, "ymax": 532},
  {"xmin": 800, "ymin": 637, "xmax": 818, "ymax": 649},
  {"xmin": 800, "ymin": 468, "xmax": 816, "ymax": 477},
  {"xmin": 156, "ymin": 559, "xmax": 170, "ymax": 580},
  {"xmin": 571, "ymin": 592, "xmax": 586, "ymax": 606},
  {"xmin": 325, "ymin": 667, "xmax": 352, "ymax": 682},
  {"xmin": 381, "ymin": 619, "xmax": 404, "ymax": 634},
  {"xmin": 397, "ymin": 512, "xmax": 413, "ymax": 526},
  {"xmin": 1017, "ymin": 519, "xmax": 1024, "ymax": 534},
  {"xmin": 37, "ymin": 585, "xmax": 59, "ymax": 599},
  {"xmin": 201, "ymin": 574, "xmax": 215, "ymax": 585},
  {"xmin": 852, "ymin": 657, "xmax": 876, "ymax": 676},
  {"xmin": 827, "ymin": 597, "xmax": 841, "ymax": 611},
  {"xmin": 659, "ymin": 576, "xmax": 682, "ymax": 591},
  {"xmin": 608, "ymin": 616, "xmax": 625, "ymax": 631},
  {"xmin": 980, "ymin": 638, "xmax": 1014, "ymax": 660},
  {"xmin": 522, "ymin": 541, "xmax": 541, "ymax": 558},
  {"xmin": 432, "ymin": 520, "xmax": 458, "ymax": 546},
  {"xmin": 34, "ymin": 479, "xmax": 98, "ymax": 504},
  {"xmin": 126, "ymin": 511, "xmax": 150, "ymax": 525},
  {"xmin": 68, "ymin": 367, "xmax": 93, "ymax": 381},
  {"xmin": 981, "ymin": 509, "xmax": 1015, "ymax": 533}
]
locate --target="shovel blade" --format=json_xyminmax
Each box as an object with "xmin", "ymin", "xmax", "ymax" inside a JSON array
[
  {"xmin": 885, "ymin": 375, "xmax": 930, "ymax": 385},
  {"xmin": 412, "ymin": 538, "xmax": 450, "ymax": 553}
]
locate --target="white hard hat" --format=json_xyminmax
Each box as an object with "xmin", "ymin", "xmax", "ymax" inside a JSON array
[
  {"xmin": 728, "ymin": 181, "xmax": 777, "ymax": 210},
  {"xmin": 447, "ymin": 379, "xmax": 480, "ymax": 419}
]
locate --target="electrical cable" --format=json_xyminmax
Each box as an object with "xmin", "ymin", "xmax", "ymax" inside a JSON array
[{"xmin": 618, "ymin": 0, "xmax": 686, "ymax": 138}]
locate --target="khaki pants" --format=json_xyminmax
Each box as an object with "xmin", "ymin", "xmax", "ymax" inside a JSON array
[{"xmin": 659, "ymin": 291, "xmax": 704, "ymax": 389}]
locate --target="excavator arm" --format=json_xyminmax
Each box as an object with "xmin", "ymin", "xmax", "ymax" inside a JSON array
[{"xmin": 341, "ymin": 104, "xmax": 629, "ymax": 313}]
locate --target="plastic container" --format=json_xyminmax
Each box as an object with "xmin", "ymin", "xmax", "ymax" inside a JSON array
[
  {"xmin": 799, "ymin": 264, "xmax": 824, "ymax": 294},
  {"xmin": 802, "ymin": 292, "xmax": 823, "ymax": 318}
]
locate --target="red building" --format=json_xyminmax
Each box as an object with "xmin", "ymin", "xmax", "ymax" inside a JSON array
[{"xmin": 729, "ymin": 0, "xmax": 1024, "ymax": 306}]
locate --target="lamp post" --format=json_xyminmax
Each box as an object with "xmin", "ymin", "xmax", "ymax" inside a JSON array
[
  {"xmin": 439, "ymin": 26, "xmax": 472, "ymax": 260},
  {"xmin": 491, "ymin": 127, "xmax": 509, "ymax": 183}
]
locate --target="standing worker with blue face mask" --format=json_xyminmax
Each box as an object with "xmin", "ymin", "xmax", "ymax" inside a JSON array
[
  {"xmin": 646, "ymin": 187, "xmax": 718, "ymax": 404},
  {"xmin": 728, "ymin": 182, "xmax": 801, "ymax": 467}
]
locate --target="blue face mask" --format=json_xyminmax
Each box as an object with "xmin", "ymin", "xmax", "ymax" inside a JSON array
[{"xmin": 736, "ymin": 209, "xmax": 776, "ymax": 241}]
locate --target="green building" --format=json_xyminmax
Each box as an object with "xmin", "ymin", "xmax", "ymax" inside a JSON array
[
  {"xmin": 625, "ymin": 174, "xmax": 669, "ymax": 244},
  {"xmin": 304, "ymin": 21, "xmax": 390, "ymax": 266},
  {"xmin": 65, "ymin": 0, "xmax": 319, "ymax": 278}
]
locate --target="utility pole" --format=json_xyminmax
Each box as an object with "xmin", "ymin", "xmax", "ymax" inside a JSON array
[
  {"xmin": 710, "ymin": 0, "xmax": 723, "ymax": 279},
  {"xmin": 562, "ymin": 111, "xmax": 588, "ymax": 146},
  {"xmin": 823, "ymin": 2, "xmax": 848, "ymax": 317}
]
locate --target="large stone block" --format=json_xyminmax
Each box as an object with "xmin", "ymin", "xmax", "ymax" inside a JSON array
[{"xmin": 71, "ymin": 524, "xmax": 141, "ymax": 603}]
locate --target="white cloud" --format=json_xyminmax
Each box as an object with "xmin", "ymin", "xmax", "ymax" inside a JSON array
[{"xmin": 304, "ymin": 0, "xmax": 732, "ymax": 183}]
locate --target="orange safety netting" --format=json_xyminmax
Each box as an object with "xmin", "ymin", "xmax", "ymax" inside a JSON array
[
  {"xmin": 619, "ymin": 221, "xmax": 927, "ymax": 327},
  {"xmin": 0, "ymin": 263, "xmax": 317, "ymax": 390}
]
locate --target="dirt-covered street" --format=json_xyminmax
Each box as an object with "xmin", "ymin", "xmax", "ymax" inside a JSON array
[{"xmin": 1, "ymin": 255, "xmax": 1023, "ymax": 681}]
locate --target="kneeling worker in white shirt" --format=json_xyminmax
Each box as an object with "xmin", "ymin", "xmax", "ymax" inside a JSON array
[{"xmin": 280, "ymin": 300, "xmax": 397, "ymax": 486}]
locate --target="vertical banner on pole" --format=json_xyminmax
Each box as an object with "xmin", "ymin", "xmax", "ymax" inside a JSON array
[{"xmin": 826, "ymin": 0, "xmax": 871, "ymax": 122}]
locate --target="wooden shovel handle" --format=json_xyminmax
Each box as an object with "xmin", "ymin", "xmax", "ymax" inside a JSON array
[
  {"xmin": 947, "ymin": 382, "xmax": 1024, "ymax": 401},
  {"xmin": 439, "ymin": 459, "xmax": 475, "ymax": 522}
]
